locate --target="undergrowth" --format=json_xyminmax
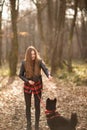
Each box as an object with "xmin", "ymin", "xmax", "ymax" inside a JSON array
[
  {"xmin": 56, "ymin": 61, "xmax": 87, "ymax": 86},
  {"xmin": 0, "ymin": 64, "xmax": 10, "ymax": 76},
  {"xmin": 0, "ymin": 61, "xmax": 87, "ymax": 86}
]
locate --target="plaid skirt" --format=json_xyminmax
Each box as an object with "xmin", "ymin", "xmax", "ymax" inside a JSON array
[{"xmin": 24, "ymin": 81, "xmax": 42, "ymax": 94}]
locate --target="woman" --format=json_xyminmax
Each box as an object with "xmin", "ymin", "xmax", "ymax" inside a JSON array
[{"xmin": 19, "ymin": 46, "xmax": 52, "ymax": 130}]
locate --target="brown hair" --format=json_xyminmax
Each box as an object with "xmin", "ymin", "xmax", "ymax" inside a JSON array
[{"xmin": 24, "ymin": 46, "xmax": 41, "ymax": 78}]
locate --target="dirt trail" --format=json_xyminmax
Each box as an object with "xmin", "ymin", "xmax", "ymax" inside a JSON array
[
  {"xmin": 0, "ymin": 76, "xmax": 87, "ymax": 130},
  {"xmin": 0, "ymin": 76, "xmax": 57, "ymax": 130}
]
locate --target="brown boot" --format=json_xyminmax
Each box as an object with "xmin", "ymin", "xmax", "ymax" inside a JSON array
[
  {"xmin": 35, "ymin": 122, "xmax": 39, "ymax": 130},
  {"xmin": 27, "ymin": 121, "xmax": 32, "ymax": 130}
]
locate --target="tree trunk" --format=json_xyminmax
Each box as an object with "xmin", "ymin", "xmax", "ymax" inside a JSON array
[
  {"xmin": 81, "ymin": 13, "xmax": 87, "ymax": 60},
  {"xmin": 9, "ymin": 0, "xmax": 19, "ymax": 76},
  {"xmin": 67, "ymin": 0, "xmax": 78, "ymax": 72},
  {"xmin": 0, "ymin": 12, "xmax": 2, "ymax": 66},
  {"xmin": 51, "ymin": 0, "xmax": 66, "ymax": 75},
  {"xmin": 46, "ymin": 0, "xmax": 54, "ymax": 63}
]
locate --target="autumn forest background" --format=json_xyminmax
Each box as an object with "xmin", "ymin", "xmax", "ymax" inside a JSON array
[{"xmin": 0, "ymin": 0, "xmax": 87, "ymax": 130}]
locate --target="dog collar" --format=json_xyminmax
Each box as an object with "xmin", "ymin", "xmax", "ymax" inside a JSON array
[
  {"xmin": 45, "ymin": 109, "xmax": 60, "ymax": 120},
  {"xmin": 45, "ymin": 110, "xmax": 56, "ymax": 114}
]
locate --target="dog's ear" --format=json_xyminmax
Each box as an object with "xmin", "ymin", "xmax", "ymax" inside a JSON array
[
  {"xmin": 47, "ymin": 98, "xmax": 50, "ymax": 102},
  {"xmin": 54, "ymin": 98, "xmax": 57, "ymax": 103}
]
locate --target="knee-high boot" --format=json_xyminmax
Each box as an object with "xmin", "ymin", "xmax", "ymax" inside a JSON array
[
  {"xmin": 34, "ymin": 92, "xmax": 41, "ymax": 130},
  {"xmin": 26, "ymin": 108, "xmax": 32, "ymax": 130},
  {"xmin": 24, "ymin": 92, "xmax": 32, "ymax": 130},
  {"xmin": 35, "ymin": 110, "xmax": 40, "ymax": 130}
]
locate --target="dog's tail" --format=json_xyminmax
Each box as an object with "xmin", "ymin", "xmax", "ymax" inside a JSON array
[{"xmin": 71, "ymin": 113, "xmax": 78, "ymax": 127}]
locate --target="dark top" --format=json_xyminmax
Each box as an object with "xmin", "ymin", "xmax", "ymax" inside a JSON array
[{"xmin": 19, "ymin": 60, "xmax": 50, "ymax": 83}]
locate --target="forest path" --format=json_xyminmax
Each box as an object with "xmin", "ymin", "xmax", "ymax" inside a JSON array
[{"xmin": 0, "ymin": 75, "xmax": 87, "ymax": 130}]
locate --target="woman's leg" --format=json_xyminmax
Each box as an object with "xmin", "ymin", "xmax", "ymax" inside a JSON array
[
  {"xmin": 34, "ymin": 92, "xmax": 41, "ymax": 130},
  {"xmin": 24, "ymin": 92, "xmax": 32, "ymax": 130}
]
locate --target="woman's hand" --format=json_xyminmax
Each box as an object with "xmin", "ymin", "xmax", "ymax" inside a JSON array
[
  {"xmin": 48, "ymin": 75, "xmax": 53, "ymax": 81},
  {"xmin": 29, "ymin": 80, "xmax": 35, "ymax": 85}
]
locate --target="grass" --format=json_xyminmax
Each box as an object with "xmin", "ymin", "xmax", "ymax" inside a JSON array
[
  {"xmin": 0, "ymin": 61, "xmax": 87, "ymax": 86},
  {"xmin": 56, "ymin": 61, "xmax": 87, "ymax": 86},
  {"xmin": 0, "ymin": 64, "xmax": 10, "ymax": 76}
]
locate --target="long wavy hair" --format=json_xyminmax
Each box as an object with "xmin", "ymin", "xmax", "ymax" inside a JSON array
[{"xmin": 24, "ymin": 46, "xmax": 41, "ymax": 78}]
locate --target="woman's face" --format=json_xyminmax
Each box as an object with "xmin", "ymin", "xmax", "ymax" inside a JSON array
[{"xmin": 31, "ymin": 50, "xmax": 36, "ymax": 60}]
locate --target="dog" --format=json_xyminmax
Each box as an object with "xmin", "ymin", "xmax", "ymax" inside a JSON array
[{"xmin": 45, "ymin": 98, "xmax": 78, "ymax": 130}]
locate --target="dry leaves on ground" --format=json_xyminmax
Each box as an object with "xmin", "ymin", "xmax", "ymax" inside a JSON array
[{"xmin": 0, "ymin": 76, "xmax": 87, "ymax": 130}]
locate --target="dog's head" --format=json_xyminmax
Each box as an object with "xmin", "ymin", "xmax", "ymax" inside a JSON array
[{"xmin": 46, "ymin": 98, "xmax": 57, "ymax": 111}]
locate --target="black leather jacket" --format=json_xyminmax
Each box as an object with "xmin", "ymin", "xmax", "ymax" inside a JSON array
[{"xmin": 19, "ymin": 60, "xmax": 50, "ymax": 83}]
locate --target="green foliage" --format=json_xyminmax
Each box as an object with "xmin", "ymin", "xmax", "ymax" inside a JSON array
[{"xmin": 56, "ymin": 61, "xmax": 87, "ymax": 86}]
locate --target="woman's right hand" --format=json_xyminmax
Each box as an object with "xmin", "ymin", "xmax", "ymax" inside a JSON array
[{"xmin": 29, "ymin": 80, "xmax": 35, "ymax": 85}]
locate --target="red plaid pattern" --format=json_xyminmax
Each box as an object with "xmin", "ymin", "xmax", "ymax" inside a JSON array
[{"xmin": 24, "ymin": 81, "xmax": 42, "ymax": 94}]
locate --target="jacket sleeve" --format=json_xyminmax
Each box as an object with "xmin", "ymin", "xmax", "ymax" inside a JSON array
[
  {"xmin": 19, "ymin": 61, "xmax": 29, "ymax": 82},
  {"xmin": 40, "ymin": 60, "xmax": 50, "ymax": 77}
]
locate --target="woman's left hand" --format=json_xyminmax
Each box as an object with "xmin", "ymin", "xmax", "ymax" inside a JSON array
[{"xmin": 48, "ymin": 75, "xmax": 53, "ymax": 81}]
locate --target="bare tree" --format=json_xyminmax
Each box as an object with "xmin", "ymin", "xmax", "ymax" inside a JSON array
[
  {"xmin": 31, "ymin": 0, "xmax": 47, "ymax": 57},
  {"xmin": 67, "ymin": 0, "xmax": 78, "ymax": 72},
  {"xmin": 0, "ymin": 0, "xmax": 5, "ymax": 66},
  {"xmin": 46, "ymin": 0, "xmax": 54, "ymax": 63},
  {"xmin": 81, "ymin": 9, "xmax": 87, "ymax": 60},
  {"xmin": 51, "ymin": 0, "xmax": 66, "ymax": 75},
  {"xmin": 9, "ymin": 0, "xmax": 19, "ymax": 76}
]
